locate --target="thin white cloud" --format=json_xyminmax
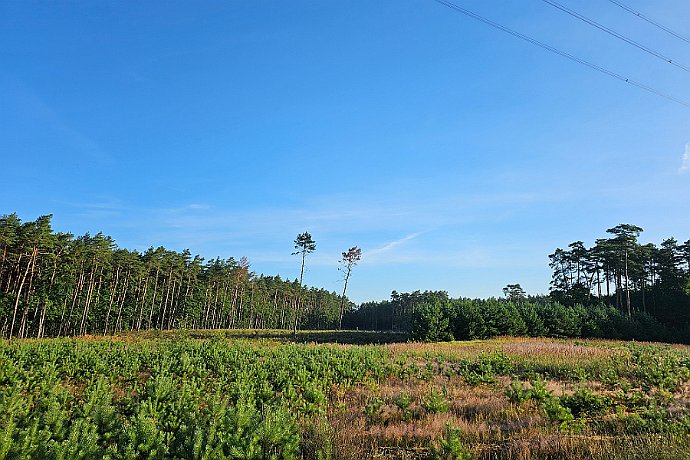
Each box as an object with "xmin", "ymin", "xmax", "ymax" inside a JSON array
[
  {"xmin": 367, "ymin": 232, "xmax": 424, "ymax": 256},
  {"xmin": 679, "ymin": 143, "xmax": 690, "ymax": 174}
]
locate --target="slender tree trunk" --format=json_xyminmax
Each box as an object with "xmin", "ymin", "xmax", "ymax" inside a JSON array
[
  {"xmin": 79, "ymin": 260, "xmax": 98, "ymax": 335},
  {"xmin": 338, "ymin": 270, "xmax": 350, "ymax": 330},
  {"xmin": 271, "ymin": 289, "xmax": 278, "ymax": 329},
  {"xmin": 6, "ymin": 252, "xmax": 23, "ymax": 295},
  {"xmin": 175, "ymin": 274, "xmax": 192, "ymax": 329},
  {"xmin": 203, "ymin": 283, "xmax": 213, "ymax": 328},
  {"xmin": 596, "ymin": 268, "xmax": 602, "ymax": 299},
  {"xmin": 249, "ymin": 285, "xmax": 255, "ymax": 329},
  {"xmin": 103, "ymin": 265, "xmax": 121, "ymax": 335},
  {"xmin": 625, "ymin": 250, "xmax": 631, "ymax": 318},
  {"xmin": 9, "ymin": 249, "xmax": 34, "ymax": 338},
  {"xmin": 147, "ymin": 268, "xmax": 160, "ymax": 329},
  {"xmin": 237, "ymin": 287, "xmax": 244, "ymax": 327},
  {"xmin": 605, "ymin": 265, "xmax": 610, "ymax": 301},
  {"xmin": 641, "ymin": 278, "xmax": 646, "ymax": 313},
  {"xmin": 60, "ymin": 264, "xmax": 84, "ymax": 337},
  {"xmin": 168, "ymin": 277, "xmax": 183, "ymax": 330},
  {"xmin": 0, "ymin": 245, "xmax": 8, "ymax": 289},
  {"xmin": 229, "ymin": 284, "xmax": 239, "ymax": 329},
  {"xmin": 18, "ymin": 247, "xmax": 39, "ymax": 338},
  {"xmin": 136, "ymin": 275, "xmax": 149, "ymax": 331},
  {"xmin": 115, "ymin": 271, "xmax": 130, "ymax": 333},
  {"xmin": 210, "ymin": 281, "xmax": 221, "ymax": 329},
  {"xmin": 218, "ymin": 279, "xmax": 229, "ymax": 329},
  {"xmin": 23, "ymin": 250, "xmax": 41, "ymax": 338},
  {"xmin": 159, "ymin": 268, "xmax": 173, "ymax": 330}
]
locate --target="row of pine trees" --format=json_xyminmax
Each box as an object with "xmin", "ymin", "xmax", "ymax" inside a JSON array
[
  {"xmin": 346, "ymin": 225, "xmax": 689, "ymax": 340},
  {"xmin": 3, "ymin": 214, "xmax": 687, "ymax": 340},
  {"xmin": 548, "ymin": 224, "xmax": 690, "ymax": 325},
  {"xmin": 0, "ymin": 213, "xmax": 347, "ymax": 339}
]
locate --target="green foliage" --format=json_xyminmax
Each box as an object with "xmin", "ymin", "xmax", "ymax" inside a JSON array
[
  {"xmin": 409, "ymin": 300, "xmax": 454, "ymax": 342},
  {"xmin": 450, "ymin": 300, "xmax": 486, "ymax": 340},
  {"xmin": 481, "ymin": 300, "xmax": 528, "ymax": 337},
  {"xmin": 0, "ymin": 213, "xmax": 353, "ymax": 339},
  {"xmin": 625, "ymin": 343, "xmax": 690, "ymax": 391},
  {"xmin": 516, "ymin": 302, "xmax": 547, "ymax": 336},
  {"xmin": 0, "ymin": 338, "xmax": 395, "ymax": 459},
  {"xmin": 0, "ymin": 335, "xmax": 689, "ymax": 458},
  {"xmin": 527, "ymin": 378, "xmax": 552, "ymax": 403},
  {"xmin": 504, "ymin": 377, "xmax": 576, "ymax": 427},
  {"xmin": 542, "ymin": 396, "xmax": 574, "ymax": 425},
  {"xmin": 455, "ymin": 353, "xmax": 510, "ymax": 385},
  {"xmin": 431, "ymin": 424, "xmax": 473, "ymax": 460},
  {"xmin": 504, "ymin": 381, "xmax": 532, "ymax": 404},
  {"xmin": 421, "ymin": 387, "xmax": 450, "ymax": 414},
  {"xmin": 364, "ymin": 396, "xmax": 385, "ymax": 424},
  {"xmin": 539, "ymin": 302, "xmax": 582, "ymax": 338},
  {"xmin": 393, "ymin": 392, "xmax": 413, "ymax": 421},
  {"xmin": 401, "ymin": 293, "xmax": 685, "ymax": 344},
  {"xmin": 559, "ymin": 388, "xmax": 612, "ymax": 417}
]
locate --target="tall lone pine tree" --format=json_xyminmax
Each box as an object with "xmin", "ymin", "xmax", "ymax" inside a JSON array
[
  {"xmin": 292, "ymin": 232, "xmax": 316, "ymax": 332},
  {"xmin": 338, "ymin": 246, "xmax": 362, "ymax": 330}
]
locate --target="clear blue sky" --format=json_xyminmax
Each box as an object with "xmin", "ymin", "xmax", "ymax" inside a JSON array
[{"xmin": 2, "ymin": 1, "xmax": 689, "ymax": 303}]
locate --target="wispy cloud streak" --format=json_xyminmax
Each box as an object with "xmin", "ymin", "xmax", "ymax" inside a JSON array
[{"xmin": 367, "ymin": 232, "xmax": 424, "ymax": 256}]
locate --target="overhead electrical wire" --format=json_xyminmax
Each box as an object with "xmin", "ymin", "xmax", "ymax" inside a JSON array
[
  {"xmin": 607, "ymin": 0, "xmax": 690, "ymax": 45},
  {"xmin": 541, "ymin": 0, "xmax": 690, "ymax": 73},
  {"xmin": 432, "ymin": 0, "xmax": 690, "ymax": 108}
]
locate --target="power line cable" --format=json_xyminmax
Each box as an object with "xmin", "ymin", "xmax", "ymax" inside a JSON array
[
  {"xmin": 432, "ymin": 0, "xmax": 690, "ymax": 107},
  {"xmin": 607, "ymin": 0, "xmax": 690, "ymax": 45},
  {"xmin": 542, "ymin": 0, "xmax": 690, "ymax": 73}
]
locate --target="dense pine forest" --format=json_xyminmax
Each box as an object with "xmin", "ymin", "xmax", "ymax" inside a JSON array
[
  {"xmin": 346, "ymin": 225, "xmax": 690, "ymax": 343},
  {"xmin": 2, "ymin": 213, "xmax": 689, "ymax": 342},
  {"xmin": 0, "ymin": 213, "xmax": 347, "ymax": 339}
]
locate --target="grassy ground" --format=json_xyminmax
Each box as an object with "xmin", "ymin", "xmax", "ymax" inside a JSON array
[
  {"xmin": 334, "ymin": 337, "xmax": 690, "ymax": 459},
  {"xmin": 1, "ymin": 331, "xmax": 689, "ymax": 459}
]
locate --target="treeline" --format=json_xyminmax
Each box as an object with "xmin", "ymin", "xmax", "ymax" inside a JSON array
[
  {"xmin": 345, "ymin": 224, "xmax": 690, "ymax": 343},
  {"xmin": 549, "ymin": 224, "xmax": 690, "ymax": 325},
  {"xmin": 0, "ymin": 213, "xmax": 348, "ymax": 339},
  {"xmin": 347, "ymin": 291, "xmax": 688, "ymax": 343}
]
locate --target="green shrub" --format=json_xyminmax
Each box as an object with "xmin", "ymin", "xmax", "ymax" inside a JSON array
[
  {"xmin": 393, "ymin": 392, "xmax": 413, "ymax": 421},
  {"xmin": 410, "ymin": 300, "xmax": 454, "ymax": 342},
  {"xmin": 364, "ymin": 396, "xmax": 385, "ymax": 424},
  {"xmin": 422, "ymin": 387, "xmax": 450, "ymax": 414},
  {"xmin": 432, "ymin": 424, "xmax": 472, "ymax": 460},
  {"xmin": 560, "ymin": 388, "xmax": 612, "ymax": 417}
]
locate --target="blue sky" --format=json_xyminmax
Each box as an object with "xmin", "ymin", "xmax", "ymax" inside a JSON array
[{"xmin": 2, "ymin": 0, "xmax": 689, "ymax": 303}]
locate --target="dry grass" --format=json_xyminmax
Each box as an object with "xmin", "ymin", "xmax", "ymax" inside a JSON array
[
  {"xmin": 385, "ymin": 337, "xmax": 621, "ymax": 363},
  {"xmin": 316, "ymin": 337, "xmax": 690, "ymax": 459},
  {"xmin": 327, "ymin": 372, "xmax": 554, "ymax": 459}
]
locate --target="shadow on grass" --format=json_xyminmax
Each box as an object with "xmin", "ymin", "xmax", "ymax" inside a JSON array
[
  {"xmin": 127, "ymin": 329, "xmax": 409, "ymax": 345},
  {"xmin": 222, "ymin": 329, "xmax": 408, "ymax": 345}
]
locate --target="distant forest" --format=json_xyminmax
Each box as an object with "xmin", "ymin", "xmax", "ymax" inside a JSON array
[
  {"xmin": 0, "ymin": 213, "xmax": 348, "ymax": 339},
  {"xmin": 346, "ymin": 224, "xmax": 690, "ymax": 343},
  {"xmin": 1, "ymin": 214, "xmax": 688, "ymax": 342}
]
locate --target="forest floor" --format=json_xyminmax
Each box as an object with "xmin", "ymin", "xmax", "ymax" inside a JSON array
[{"xmin": 1, "ymin": 331, "xmax": 689, "ymax": 459}]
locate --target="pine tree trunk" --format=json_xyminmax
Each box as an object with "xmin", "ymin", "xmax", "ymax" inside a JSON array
[
  {"xmin": 9, "ymin": 249, "xmax": 34, "ymax": 338},
  {"xmin": 103, "ymin": 265, "xmax": 121, "ymax": 335},
  {"xmin": 115, "ymin": 271, "xmax": 130, "ymax": 332},
  {"xmin": 147, "ymin": 268, "xmax": 160, "ymax": 329}
]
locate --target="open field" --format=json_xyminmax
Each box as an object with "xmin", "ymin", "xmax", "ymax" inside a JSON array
[{"xmin": 1, "ymin": 331, "xmax": 689, "ymax": 459}]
